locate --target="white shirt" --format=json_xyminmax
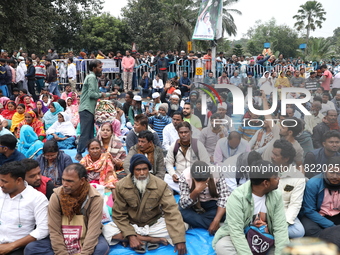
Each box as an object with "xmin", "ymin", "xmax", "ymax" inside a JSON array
[
  {"xmin": 0, "ymin": 183, "xmax": 49, "ymax": 243},
  {"xmin": 67, "ymin": 63, "xmax": 76, "ymax": 79},
  {"xmin": 162, "ymin": 123, "xmax": 201, "ymax": 150},
  {"xmin": 252, "ymin": 194, "xmax": 267, "ymax": 215},
  {"xmin": 152, "ymin": 79, "xmax": 164, "ymax": 89},
  {"xmin": 162, "ymin": 123, "xmax": 179, "ymax": 150},
  {"xmin": 278, "ymin": 166, "xmax": 306, "ymax": 224},
  {"xmin": 332, "ymin": 73, "xmax": 340, "ymax": 88},
  {"xmin": 16, "ymin": 64, "xmax": 25, "ymax": 83},
  {"xmin": 321, "ymin": 101, "xmax": 335, "ymax": 115}
]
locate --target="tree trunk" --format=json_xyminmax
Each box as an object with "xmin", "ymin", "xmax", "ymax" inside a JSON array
[{"xmin": 306, "ymin": 27, "xmax": 310, "ymax": 57}]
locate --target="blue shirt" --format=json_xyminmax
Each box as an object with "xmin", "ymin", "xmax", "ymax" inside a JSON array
[
  {"xmin": 230, "ymin": 75, "xmax": 242, "ymax": 86},
  {"xmin": 0, "ymin": 149, "xmax": 26, "ymax": 166}
]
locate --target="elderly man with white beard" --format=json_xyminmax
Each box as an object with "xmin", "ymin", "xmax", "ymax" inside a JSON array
[{"xmin": 102, "ymin": 154, "xmax": 187, "ymax": 254}]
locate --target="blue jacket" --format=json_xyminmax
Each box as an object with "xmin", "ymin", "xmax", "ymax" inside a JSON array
[
  {"xmin": 300, "ymin": 173, "xmax": 335, "ymax": 228},
  {"xmin": 0, "ymin": 149, "xmax": 26, "ymax": 166}
]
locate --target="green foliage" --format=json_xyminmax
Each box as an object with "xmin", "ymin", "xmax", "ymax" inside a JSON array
[
  {"xmin": 0, "ymin": 0, "xmax": 104, "ymax": 54},
  {"xmin": 305, "ymin": 37, "xmax": 336, "ymax": 62},
  {"xmin": 233, "ymin": 44, "xmax": 243, "ymax": 56},
  {"xmin": 216, "ymin": 38, "xmax": 231, "ymax": 53},
  {"xmin": 122, "ymin": 0, "xmax": 241, "ymax": 51},
  {"xmin": 122, "ymin": 0, "xmax": 176, "ymax": 51},
  {"xmin": 247, "ymin": 41, "xmax": 258, "ymax": 56},
  {"xmin": 332, "ymin": 27, "xmax": 340, "ymax": 55},
  {"xmin": 245, "ymin": 18, "xmax": 300, "ymax": 58},
  {"xmin": 293, "ymin": 1, "xmax": 326, "ymax": 53},
  {"xmin": 77, "ymin": 14, "xmax": 131, "ymax": 53}
]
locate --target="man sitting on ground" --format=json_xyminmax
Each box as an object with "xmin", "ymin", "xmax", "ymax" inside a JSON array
[
  {"xmin": 300, "ymin": 157, "xmax": 340, "ymax": 248},
  {"xmin": 124, "ymin": 130, "xmax": 165, "ymax": 180},
  {"xmin": 126, "ymin": 114, "xmax": 161, "ymax": 152},
  {"xmin": 313, "ymin": 109, "xmax": 340, "ymax": 149},
  {"xmin": 271, "ymin": 139, "xmax": 306, "ymax": 238},
  {"xmin": 200, "ymin": 113, "xmax": 229, "ymax": 163},
  {"xmin": 165, "ymin": 122, "xmax": 210, "ymax": 193},
  {"xmin": 0, "ymin": 161, "xmax": 50, "ymax": 255},
  {"xmin": 0, "ymin": 134, "xmax": 26, "ymax": 166},
  {"xmin": 213, "ymin": 160, "xmax": 289, "ymax": 255},
  {"xmin": 214, "ymin": 131, "xmax": 250, "ymax": 164},
  {"xmin": 46, "ymin": 164, "xmax": 109, "ymax": 254},
  {"xmin": 22, "ymin": 158, "xmax": 54, "ymax": 199},
  {"xmin": 102, "ymin": 154, "xmax": 187, "ymax": 254},
  {"xmin": 304, "ymin": 130, "xmax": 340, "ymax": 179},
  {"xmin": 179, "ymin": 161, "xmax": 230, "ymax": 235}
]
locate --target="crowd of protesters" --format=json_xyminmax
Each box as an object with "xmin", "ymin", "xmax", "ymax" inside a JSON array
[{"xmin": 0, "ymin": 47, "xmax": 340, "ymax": 255}]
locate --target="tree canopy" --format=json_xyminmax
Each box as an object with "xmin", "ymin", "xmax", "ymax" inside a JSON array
[
  {"xmin": 0, "ymin": 0, "xmax": 103, "ymax": 54},
  {"xmin": 245, "ymin": 19, "xmax": 300, "ymax": 58}
]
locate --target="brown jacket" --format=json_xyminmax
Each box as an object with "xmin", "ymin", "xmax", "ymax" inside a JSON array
[
  {"xmin": 113, "ymin": 174, "xmax": 186, "ymax": 244},
  {"xmin": 48, "ymin": 185, "xmax": 103, "ymax": 255}
]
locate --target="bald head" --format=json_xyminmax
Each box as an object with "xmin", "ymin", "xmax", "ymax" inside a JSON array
[{"xmin": 311, "ymin": 101, "xmax": 322, "ymax": 113}]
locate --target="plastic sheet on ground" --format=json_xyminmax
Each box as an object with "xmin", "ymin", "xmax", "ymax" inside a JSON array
[{"xmin": 108, "ymin": 228, "xmax": 216, "ymax": 255}]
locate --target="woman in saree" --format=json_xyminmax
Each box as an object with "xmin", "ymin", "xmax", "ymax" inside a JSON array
[
  {"xmin": 79, "ymin": 138, "xmax": 118, "ymax": 189},
  {"xmin": 42, "ymin": 102, "xmax": 64, "ymax": 130},
  {"xmin": 23, "ymin": 95, "xmax": 36, "ymax": 111},
  {"xmin": 96, "ymin": 122, "xmax": 126, "ymax": 173},
  {"xmin": 17, "ymin": 110, "xmax": 46, "ymax": 141},
  {"xmin": 34, "ymin": 100, "xmax": 49, "ymax": 120},
  {"xmin": 1, "ymin": 101, "xmax": 16, "ymax": 128},
  {"xmin": 17, "ymin": 125, "xmax": 44, "ymax": 159},
  {"xmin": 10, "ymin": 103, "xmax": 25, "ymax": 133}
]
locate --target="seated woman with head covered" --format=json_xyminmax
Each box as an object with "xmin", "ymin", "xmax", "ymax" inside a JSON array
[
  {"xmin": 17, "ymin": 125, "xmax": 44, "ymax": 159},
  {"xmin": 46, "ymin": 112, "xmax": 76, "ymax": 149},
  {"xmin": 17, "ymin": 110, "xmax": 46, "ymax": 141}
]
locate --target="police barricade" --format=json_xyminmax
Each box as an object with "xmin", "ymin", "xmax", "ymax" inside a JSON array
[{"xmin": 53, "ymin": 58, "xmax": 338, "ymax": 92}]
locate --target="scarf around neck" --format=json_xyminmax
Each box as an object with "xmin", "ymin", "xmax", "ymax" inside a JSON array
[{"xmin": 59, "ymin": 182, "xmax": 90, "ymax": 222}]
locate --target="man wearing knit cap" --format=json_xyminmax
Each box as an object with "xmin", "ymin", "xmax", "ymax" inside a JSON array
[
  {"xmin": 148, "ymin": 103, "xmax": 172, "ymax": 143},
  {"xmin": 103, "ymin": 154, "xmax": 187, "ymax": 254}
]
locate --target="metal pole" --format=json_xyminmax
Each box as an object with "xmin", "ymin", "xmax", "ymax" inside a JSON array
[{"xmin": 211, "ymin": 40, "xmax": 217, "ymax": 77}]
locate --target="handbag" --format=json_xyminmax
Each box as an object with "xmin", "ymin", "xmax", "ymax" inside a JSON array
[
  {"xmin": 62, "ymin": 215, "xmax": 87, "ymax": 255},
  {"xmin": 244, "ymin": 225, "xmax": 274, "ymax": 255}
]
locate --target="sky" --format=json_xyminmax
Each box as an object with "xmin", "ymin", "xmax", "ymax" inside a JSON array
[{"xmin": 103, "ymin": 0, "xmax": 339, "ymax": 40}]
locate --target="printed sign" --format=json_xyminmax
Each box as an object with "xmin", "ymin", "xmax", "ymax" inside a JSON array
[
  {"xmin": 196, "ymin": 67, "xmax": 203, "ymax": 76},
  {"xmin": 305, "ymin": 81, "xmax": 318, "ymax": 90},
  {"xmin": 192, "ymin": 0, "xmax": 223, "ymax": 40},
  {"xmin": 62, "ymin": 225, "xmax": 83, "ymax": 255},
  {"xmin": 101, "ymin": 59, "xmax": 119, "ymax": 73}
]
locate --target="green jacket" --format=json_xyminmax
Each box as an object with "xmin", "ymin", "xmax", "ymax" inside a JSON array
[
  {"xmin": 79, "ymin": 72, "xmax": 102, "ymax": 115},
  {"xmin": 213, "ymin": 181, "xmax": 289, "ymax": 255}
]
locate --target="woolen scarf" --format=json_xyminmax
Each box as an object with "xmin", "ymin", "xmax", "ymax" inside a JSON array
[
  {"xmin": 137, "ymin": 142, "xmax": 155, "ymax": 166},
  {"xmin": 59, "ymin": 182, "xmax": 90, "ymax": 222}
]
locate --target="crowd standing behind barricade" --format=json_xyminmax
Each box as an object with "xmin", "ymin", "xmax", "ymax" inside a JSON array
[{"xmin": 1, "ymin": 47, "xmax": 340, "ymax": 254}]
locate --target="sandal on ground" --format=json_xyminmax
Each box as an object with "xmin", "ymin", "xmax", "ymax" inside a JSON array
[
  {"xmin": 147, "ymin": 242, "xmax": 160, "ymax": 251},
  {"xmin": 134, "ymin": 241, "xmax": 147, "ymax": 254}
]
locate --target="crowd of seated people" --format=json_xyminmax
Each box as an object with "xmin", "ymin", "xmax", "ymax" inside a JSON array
[{"xmin": 1, "ymin": 53, "xmax": 340, "ymax": 255}]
